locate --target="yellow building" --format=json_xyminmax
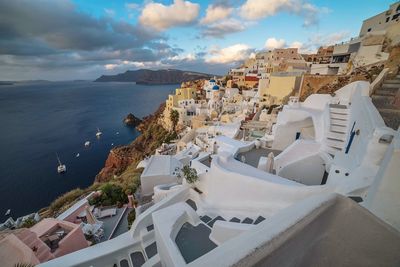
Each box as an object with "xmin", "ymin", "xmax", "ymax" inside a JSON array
[
  {"xmin": 164, "ymin": 87, "xmax": 197, "ymax": 130},
  {"xmin": 165, "ymin": 87, "xmax": 196, "ymax": 111},
  {"xmin": 259, "ymin": 72, "xmax": 302, "ymax": 105}
]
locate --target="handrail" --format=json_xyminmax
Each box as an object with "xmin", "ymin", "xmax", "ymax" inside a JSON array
[{"xmin": 369, "ymin": 68, "xmax": 389, "ymax": 96}]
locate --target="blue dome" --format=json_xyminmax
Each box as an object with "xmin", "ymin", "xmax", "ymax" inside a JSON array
[
  {"xmin": 209, "ymin": 79, "xmax": 216, "ymax": 83},
  {"xmin": 212, "ymin": 85, "xmax": 220, "ymax": 90}
]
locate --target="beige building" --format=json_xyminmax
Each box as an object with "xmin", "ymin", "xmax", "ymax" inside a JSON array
[
  {"xmin": 163, "ymin": 87, "xmax": 197, "ymax": 129},
  {"xmin": 259, "ymin": 72, "xmax": 302, "ymax": 105},
  {"xmin": 359, "ymin": 2, "xmax": 400, "ymax": 37}
]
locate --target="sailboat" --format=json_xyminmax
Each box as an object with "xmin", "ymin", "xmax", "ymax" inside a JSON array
[
  {"xmin": 96, "ymin": 127, "xmax": 102, "ymax": 138},
  {"xmin": 56, "ymin": 153, "xmax": 66, "ymax": 173}
]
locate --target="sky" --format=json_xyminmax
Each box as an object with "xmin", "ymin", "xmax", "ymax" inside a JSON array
[{"xmin": 0, "ymin": 0, "xmax": 395, "ymax": 80}]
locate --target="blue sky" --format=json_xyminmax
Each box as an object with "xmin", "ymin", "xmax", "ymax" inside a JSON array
[{"xmin": 0, "ymin": 0, "xmax": 395, "ymax": 80}]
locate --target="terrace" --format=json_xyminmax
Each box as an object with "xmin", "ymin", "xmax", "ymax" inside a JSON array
[{"xmin": 236, "ymin": 147, "xmax": 281, "ymax": 169}]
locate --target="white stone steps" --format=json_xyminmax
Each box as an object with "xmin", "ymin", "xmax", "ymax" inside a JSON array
[
  {"xmin": 330, "ymin": 118, "xmax": 348, "ymax": 126},
  {"xmin": 330, "ymin": 113, "xmax": 349, "ymax": 120},
  {"xmin": 330, "ymin": 125, "xmax": 348, "ymax": 133},
  {"xmin": 330, "ymin": 108, "xmax": 349, "ymax": 115},
  {"xmin": 327, "ymin": 131, "xmax": 347, "ymax": 141},
  {"xmin": 324, "ymin": 145, "xmax": 342, "ymax": 155},
  {"xmin": 325, "ymin": 139, "xmax": 345, "ymax": 149}
]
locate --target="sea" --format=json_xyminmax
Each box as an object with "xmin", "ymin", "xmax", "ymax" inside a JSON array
[{"xmin": 0, "ymin": 81, "xmax": 176, "ymax": 221}]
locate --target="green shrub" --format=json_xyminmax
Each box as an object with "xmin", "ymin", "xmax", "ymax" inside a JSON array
[
  {"xmin": 127, "ymin": 209, "xmax": 136, "ymax": 227},
  {"xmin": 50, "ymin": 188, "xmax": 84, "ymax": 213},
  {"xmin": 181, "ymin": 165, "xmax": 198, "ymax": 184},
  {"xmin": 19, "ymin": 218, "xmax": 37, "ymax": 229},
  {"xmin": 89, "ymin": 183, "xmax": 127, "ymax": 207}
]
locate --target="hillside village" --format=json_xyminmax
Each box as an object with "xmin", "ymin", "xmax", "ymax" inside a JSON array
[{"xmin": 1, "ymin": 2, "xmax": 400, "ymax": 267}]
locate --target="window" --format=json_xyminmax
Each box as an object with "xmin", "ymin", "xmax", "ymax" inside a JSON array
[
  {"xmin": 392, "ymin": 13, "xmax": 400, "ymax": 20},
  {"xmin": 367, "ymin": 28, "xmax": 371, "ymax": 32},
  {"xmin": 120, "ymin": 259, "xmax": 129, "ymax": 267},
  {"xmin": 386, "ymin": 17, "xmax": 390, "ymax": 22}
]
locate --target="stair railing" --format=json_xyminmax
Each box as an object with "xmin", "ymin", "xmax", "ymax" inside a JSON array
[{"xmin": 369, "ymin": 68, "xmax": 389, "ymax": 96}]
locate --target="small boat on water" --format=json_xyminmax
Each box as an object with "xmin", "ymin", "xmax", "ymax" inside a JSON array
[
  {"xmin": 116, "ymin": 132, "xmax": 119, "ymax": 135},
  {"xmin": 96, "ymin": 127, "xmax": 102, "ymax": 138},
  {"xmin": 56, "ymin": 153, "xmax": 66, "ymax": 173},
  {"xmin": 111, "ymin": 143, "xmax": 114, "ymax": 146},
  {"xmin": 5, "ymin": 209, "xmax": 10, "ymax": 216},
  {"xmin": 76, "ymin": 153, "xmax": 80, "ymax": 158},
  {"xmin": 85, "ymin": 141, "xmax": 90, "ymax": 147}
]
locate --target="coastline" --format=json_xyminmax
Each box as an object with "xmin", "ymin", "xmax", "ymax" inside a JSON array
[{"xmin": 39, "ymin": 101, "xmax": 173, "ymax": 218}]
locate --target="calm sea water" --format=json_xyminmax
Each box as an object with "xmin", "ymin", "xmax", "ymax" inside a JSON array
[{"xmin": 0, "ymin": 81, "xmax": 176, "ymax": 221}]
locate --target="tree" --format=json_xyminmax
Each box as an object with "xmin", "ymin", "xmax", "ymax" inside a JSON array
[
  {"xmin": 170, "ymin": 109, "xmax": 179, "ymax": 131},
  {"xmin": 181, "ymin": 165, "xmax": 198, "ymax": 184}
]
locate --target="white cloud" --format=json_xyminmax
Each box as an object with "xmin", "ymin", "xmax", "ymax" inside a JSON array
[
  {"xmin": 200, "ymin": 5, "xmax": 233, "ymax": 24},
  {"xmin": 105, "ymin": 63, "xmax": 118, "ymax": 70},
  {"xmin": 139, "ymin": 0, "xmax": 200, "ymax": 31},
  {"xmin": 201, "ymin": 18, "xmax": 247, "ymax": 38},
  {"xmin": 104, "ymin": 8, "xmax": 115, "ymax": 17},
  {"xmin": 168, "ymin": 53, "xmax": 196, "ymax": 61},
  {"xmin": 125, "ymin": 3, "xmax": 139, "ymax": 10},
  {"xmin": 290, "ymin": 41, "xmax": 303, "ymax": 49},
  {"xmin": 239, "ymin": 0, "xmax": 325, "ymax": 27},
  {"xmin": 265, "ymin": 38, "xmax": 286, "ymax": 50},
  {"xmin": 206, "ymin": 44, "xmax": 253, "ymax": 64}
]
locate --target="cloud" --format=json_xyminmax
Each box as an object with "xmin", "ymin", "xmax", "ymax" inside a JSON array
[
  {"xmin": 201, "ymin": 19, "xmax": 247, "ymax": 38},
  {"xmin": 125, "ymin": 3, "xmax": 139, "ymax": 10},
  {"xmin": 0, "ymin": 0, "xmax": 191, "ymax": 80},
  {"xmin": 104, "ymin": 8, "xmax": 115, "ymax": 17},
  {"xmin": 290, "ymin": 41, "xmax": 303, "ymax": 49},
  {"xmin": 206, "ymin": 44, "xmax": 253, "ymax": 64},
  {"xmin": 200, "ymin": 5, "xmax": 233, "ymax": 24},
  {"xmin": 265, "ymin": 38, "xmax": 286, "ymax": 50},
  {"xmin": 139, "ymin": 0, "xmax": 200, "ymax": 31},
  {"xmin": 239, "ymin": 0, "xmax": 326, "ymax": 27}
]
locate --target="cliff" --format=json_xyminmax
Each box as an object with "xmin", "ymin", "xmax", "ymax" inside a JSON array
[
  {"xmin": 95, "ymin": 69, "xmax": 214, "ymax": 84},
  {"xmin": 95, "ymin": 103, "xmax": 175, "ymax": 182}
]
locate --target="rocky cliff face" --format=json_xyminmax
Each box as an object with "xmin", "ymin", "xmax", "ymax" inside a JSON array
[
  {"xmin": 299, "ymin": 65, "xmax": 383, "ymax": 101},
  {"xmin": 96, "ymin": 103, "xmax": 169, "ymax": 182}
]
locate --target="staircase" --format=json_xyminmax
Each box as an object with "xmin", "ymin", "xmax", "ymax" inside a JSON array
[
  {"xmin": 324, "ymin": 104, "xmax": 350, "ymax": 156},
  {"xmin": 371, "ymin": 73, "xmax": 400, "ymax": 129}
]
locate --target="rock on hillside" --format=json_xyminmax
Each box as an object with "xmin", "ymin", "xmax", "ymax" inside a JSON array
[{"xmin": 96, "ymin": 104, "xmax": 170, "ymax": 182}]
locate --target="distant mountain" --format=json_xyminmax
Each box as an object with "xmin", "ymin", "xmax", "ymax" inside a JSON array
[{"xmin": 94, "ymin": 69, "xmax": 215, "ymax": 84}]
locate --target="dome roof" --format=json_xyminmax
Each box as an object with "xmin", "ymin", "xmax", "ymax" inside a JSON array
[
  {"xmin": 209, "ymin": 79, "xmax": 216, "ymax": 82},
  {"xmin": 212, "ymin": 85, "xmax": 220, "ymax": 90}
]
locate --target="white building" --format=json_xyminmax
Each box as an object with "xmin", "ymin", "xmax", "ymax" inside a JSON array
[
  {"xmin": 359, "ymin": 2, "xmax": 400, "ymax": 37},
  {"xmin": 38, "ymin": 78, "xmax": 400, "ymax": 267},
  {"xmin": 140, "ymin": 155, "xmax": 183, "ymax": 196}
]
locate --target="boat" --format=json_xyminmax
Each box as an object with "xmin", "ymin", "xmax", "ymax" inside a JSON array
[
  {"xmin": 76, "ymin": 153, "xmax": 80, "ymax": 158},
  {"xmin": 96, "ymin": 128, "xmax": 102, "ymax": 138},
  {"xmin": 111, "ymin": 143, "xmax": 114, "ymax": 146},
  {"xmin": 56, "ymin": 153, "xmax": 66, "ymax": 173},
  {"xmin": 85, "ymin": 141, "xmax": 90, "ymax": 147},
  {"xmin": 116, "ymin": 132, "xmax": 119, "ymax": 135},
  {"xmin": 5, "ymin": 209, "xmax": 10, "ymax": 216}
]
